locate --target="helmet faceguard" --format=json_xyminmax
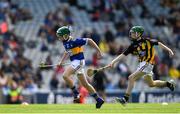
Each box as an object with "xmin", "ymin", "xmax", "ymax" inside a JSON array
[
  {"xmin": 129, "ymin": 26, "xmax": 144, "ymax": 41},
  {"xmin": 56, "ymin": 26, "xmax": 71, "ymax": 41}
]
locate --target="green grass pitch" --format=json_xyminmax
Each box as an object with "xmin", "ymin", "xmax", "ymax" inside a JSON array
[{"xmin": 0, "ymin": 103, "xmax": 179, "ymax": 114}]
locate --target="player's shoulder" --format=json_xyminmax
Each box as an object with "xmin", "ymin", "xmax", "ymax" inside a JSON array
[
  {"xmin": 72, "ymin": 37, "xmax": 84, "ymax": 41},
  {"xmin": 143, "ymin": 37, "xmax": 156, "ymax": 41},
  {"xmin": 143, "ymin": 37, "xmax": 159, "ymax": 45},
  {"xmin": 66, "ymin": 37, "xmax": 79, "ymax": 43}
]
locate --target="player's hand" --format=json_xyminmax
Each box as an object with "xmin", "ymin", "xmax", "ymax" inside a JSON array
[
  {"xmin": 97, "ymin": 51, "xmax": 103, "ymax": 59},
  {"xmin": 57, "ymin": 62, "xmax": 62, "ymax": 67},
  {"xmin": 169, "ymin": 50, "xmax": 174, "ymax": 57},
  {"xmin": 108, "ymin": 62, "xmax": 115, "ymax": 68}
]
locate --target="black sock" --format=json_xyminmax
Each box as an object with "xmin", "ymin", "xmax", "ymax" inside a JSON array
[
  {"xmin": 124, "ymin": 93, "xmax": 130, "ymax": 102},
  {"xmin": 71, "ymin": 86, "xmax": 79, "ymax": 97},
  {"xmin": 166, "ymin": 81, "xmax": 171, "ymax": 87},
  {"xmin": 91, "ymin": 93, "xmax": 99, "ymax": 101}
]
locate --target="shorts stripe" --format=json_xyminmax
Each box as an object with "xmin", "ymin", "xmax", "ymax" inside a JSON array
[
  {"xmin": 139, "ymin": 63, "xmax": 148, "ymax": 71},
  {"xmin": 74, "ymin": 60, "xmax": 83, "ymax": 71},
  {"xmin": 74, "ymin": 64, "xmax": 81, "ymax": 71}
]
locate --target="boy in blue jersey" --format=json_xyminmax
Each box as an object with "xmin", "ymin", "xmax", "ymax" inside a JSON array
[{"xmin": 56, "ymin": 26, "xmax": 104, "ymax": 109}]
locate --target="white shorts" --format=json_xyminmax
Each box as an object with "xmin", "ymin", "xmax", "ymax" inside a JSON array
[
  {"xmin": 136, "ymin": 61, "xmax": 154, "ymax": 76},
  {"xmin": 71, "ymin": 60, "xmax": 85, "ymax": 75}
]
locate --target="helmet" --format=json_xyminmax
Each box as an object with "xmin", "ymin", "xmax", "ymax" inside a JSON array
[
  {"xmin": 56, "ymin": 26, "xmax": 70, "ymax": 37},
  {"xmin": 129, "ymin": 26, "xmax": 144, "ymax": 37}
]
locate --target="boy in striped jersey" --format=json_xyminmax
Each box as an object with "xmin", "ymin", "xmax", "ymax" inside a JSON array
[
  {"xmin": 56, "ymin": 26, "xmax": 104, "ymax": 109},
  {"xmin": 108, "ymin": 26, "xmax": 175, "ymax": 105}
]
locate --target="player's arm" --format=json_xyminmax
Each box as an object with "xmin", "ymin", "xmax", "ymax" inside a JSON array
[
  {"xmin": 158, "ymin": 42, "xmax": 174, "ymax": 57},
  {"xmin": 108, "ymin": 44, "xmax": 133, "ymax": 68},
  {"xmin": 58, "ymin": 51, "xmax": 68, "ymax": 66},
  {"xmin": 109, "ymin": 54, "xmax": 126, "ymax": 67},
  {"xmin": 87, "ymin": 38, "xmax": 103, "ymax": 58}
]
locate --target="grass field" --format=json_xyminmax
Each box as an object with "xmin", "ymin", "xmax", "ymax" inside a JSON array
[{"xmin": 0, "ymin": 103, "xmax": 179, "ymax": 114}]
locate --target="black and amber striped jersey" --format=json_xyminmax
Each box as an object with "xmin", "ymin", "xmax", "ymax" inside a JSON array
[{"xmin": 123, "ymin": 38, "xmax": 159, "ymax": 64}]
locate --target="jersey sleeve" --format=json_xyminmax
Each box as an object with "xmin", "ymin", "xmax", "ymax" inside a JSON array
[
  {"xmin": 123, "ymin": 44, "xmax": 134, "ymax": 56},
  {"xmin": 73, "ymin": 38, "xmax": 88, "ymax": 46}
]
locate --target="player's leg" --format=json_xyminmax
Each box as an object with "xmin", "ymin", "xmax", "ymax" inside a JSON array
[
  {"xmin": 126, "ymin": 71, "xmax": 145, "ymax": 96},
  {"xmin": 144, "ymin": 75, "xmax": 175, "ymax": 91},
  {"xmin": 63, "ymin": 66, "xmax": 75, "ymax": 88},
  {"xmin": 115, "ymin": 71, "xmax": 145, "ymax": 105},
  {"xmin": 63, "ymin": 66, "xmax": 80, "ymax": 101},
  {"xmin": 77, "ymin": 73, "xmax": 104, "ymax": 108},
  {"xmin": 98, "ymin": 90, "xmax": 106, "ymax": 101},
  {"xmin": 78, "ymin": 74, "xmax": 96, "ymax": 93}
]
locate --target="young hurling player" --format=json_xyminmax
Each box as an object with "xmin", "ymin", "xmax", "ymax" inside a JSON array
[
  {"xmin": 56, "ymin": 26, "xmax": 104, "ymax": 108},
  {"xmin": 108, "ymin": 26, "xmax": 175, "ymax": 105}
]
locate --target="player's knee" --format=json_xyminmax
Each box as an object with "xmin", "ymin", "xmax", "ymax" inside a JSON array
[
  {"xmin": 148, "ymin": 83, "xmax": 155, "ymax": 87},
  {"xmin": 83, "ymin": 83, "xmax": 89, "ymax": 87},
  {"xmin": 82, "ymin": 82, "xmax": 90, "ymax": 88},
  {"xmin": 63, "ymin": 74, "xmax": 68, "ymax": 80},
  {"xmin": 128, "ymin": 76, "xmax": 134, "ymax": 82}
]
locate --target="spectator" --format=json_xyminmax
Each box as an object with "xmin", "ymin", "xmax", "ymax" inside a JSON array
[
  {"xmin": 78, "ymin": 82, "xmax": 88, "ymax": 104},
  {"xmin": 91, "ymin": 28, "xmax": 101, "ymax": 45},
  {"xmin": 7, "ymin": 81, "xmax": 23, "ymax": 104},
  {"xmin": 116, "ymin": 60, "xmax": 130, "ymax": 89},
  {"xmin": 173, "ymin": 19, "xmax": 180, "ymax": 34},
  {"xmin": 161, "ymin": 50, "xmax": 173, "ymax": 66},
  {"xmin": 50, "ymin": 74, "xmax": 59, "ymax": 90},
  {"xmin": 99, "ymin": 39, "xmax": 109, "ymax": 53},
  {"xmin": 91, "ymin": 9, "xmax": 100, "ymax": 21},
  {"xmin": 169, "ymin": 65, "xmax": 180, "ymax": 79},
  {"xmin": 118, "ymin": 77, "xmax": 127, "ymax": 89},
  {"xmin": 115, "ymin": 21, "xmax": 127, "ymax": 37},
  {"xmin": 82, "ymin": 28, "xmax": 92, "ymax": 38},
  {"xmin": 93, "ymin": 69, "xmax": 108, "ymax": 100},
  {"xmin": 158, "ymin": 63, "xmax": 169, "ymax": 79},
  {"xmin": 153, "ymin": 64, "xmax": 161, "ymax": 80},
  {"xmin": 92, "ymin": 52, "xmax": 99, "ymax": 67},
  {"xmin": 0, "ymin": 69, "xmax": 8, "ymax": 88},
  {"xmin": 137, "ymin": 0, "xmax": 151, "ymax": 18},
  {"xmin": 0, "ymin": 21, "xmax": 8, "ymax": 34},
  {"xmin": 24, "ymin": 78, "xmax": 38, "ymax": 93},
  {"xmin": 12, "ymin": 71, "xmax": 21, "ymax": 83},
  {"xmin": 46, "ymin": 55, "xmax": 53, "ymax": 66},
  {"xmin": 117, "ymin": 60, "xmax": 131, "ymax": 77},
  {"xmin": 154, "ymin": 15, "xmax": 168, "ymax": 26},
  {"xmin": 104, "ymin": 28, "xmax": 115, "ymax": 43},
  {"xmin": 40, "ymin": 37, "xmax": 48, "ymax": 52},
  {"xmin": 62, "ymin": 4, "xmax": 74, "ymax": 25},
  {"xmin": 34, "ymin": 69, "xmax": 43, "ymax": 88}
]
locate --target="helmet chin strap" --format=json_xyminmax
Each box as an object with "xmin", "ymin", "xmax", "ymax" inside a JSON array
[
  {"xmin": 130, "ymin": 32, "xmax": 141, "ymax": 42},
  {"xmin": 63, "ymin": 34, "xmax": 68, "ymax": 40},
  {"xmin": 136, "ymin": 32, "xmax": 141, "ymax": 40},
  {"xmin": 63, "ymin": 34, "xmax": 72, "ymax": 41}
]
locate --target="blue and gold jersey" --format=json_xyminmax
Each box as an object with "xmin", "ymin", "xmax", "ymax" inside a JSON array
[{"xmin": 63, "ymin": 38, "xmax": 88, "ymax": 61}]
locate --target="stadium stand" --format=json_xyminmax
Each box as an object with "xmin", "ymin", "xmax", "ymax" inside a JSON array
[{"xmin": 0, "ymin": 0, "xmax": 179, "ymax": 103}]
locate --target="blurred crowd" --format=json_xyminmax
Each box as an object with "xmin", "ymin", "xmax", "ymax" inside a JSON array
[
  {"xmin": 0, "ymin": 0, "xmax": 180, "ymax": 103},
  {"xmin": 43, "ymin": 0, "xmax": 180, "ymax": 91},
  {"xmin": 0, "ymin": 0, "xmax": 39, "ymax": 103}
]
